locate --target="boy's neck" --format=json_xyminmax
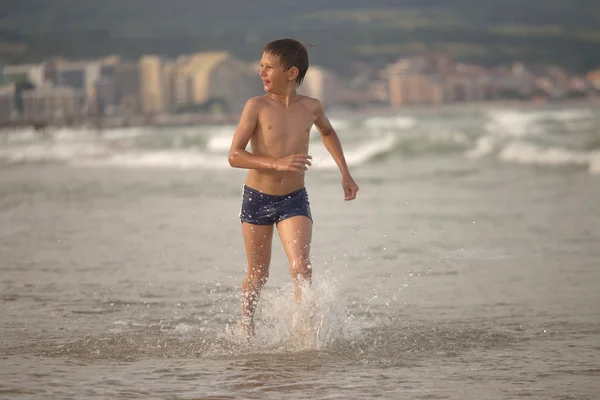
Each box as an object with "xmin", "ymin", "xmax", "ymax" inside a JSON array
[{"xmin": 268, "ymin": 88, "xmax": 299, "ymax": 108}]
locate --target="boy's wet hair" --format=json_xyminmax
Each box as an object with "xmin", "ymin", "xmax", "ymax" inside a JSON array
[{"xmin": 263, "ymin": 38, "xmax": 309, "ymax": 87}]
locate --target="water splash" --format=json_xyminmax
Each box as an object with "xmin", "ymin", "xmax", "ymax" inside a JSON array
[{"xmin": 220, "ymin": 272, "xmax": 352, "ymax": 353}]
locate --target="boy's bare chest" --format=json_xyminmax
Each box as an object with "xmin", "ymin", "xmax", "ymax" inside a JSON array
[{"xmin": 258, "ymin": 107, "xmax": 315, "ymax": 138}]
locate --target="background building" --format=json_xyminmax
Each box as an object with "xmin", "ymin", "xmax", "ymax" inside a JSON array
[
  {"xmin": 587, "ymin": 68, "xmax": 600, "ymax": 91},
  {"xmin": 444, "ymin": 75, "xmax": 486, "ymax": 103},
  {"xmin": 168, "ymin": 51, "xmax": 259, "ymax": 113},
  {"xmin": 389, "ymin": 73, "xmax": 444, "ymax": 107},
  {"xmin": 2, "ymin": 64, "xmax": 45, "ymax": 87},
  {"xmin": 92, "ymin": 56, "xmax": 121, "ymax": 116},
  {"xmin": 113, "ymin": 61, "xmax": 141, "ymax": 115},
  {"xmin": 21, "ymin": 86, "xmax": 80, "ymax": 122},
  {"xmin": 139, "ymin": 55, "xmax": 164, "ymax": 114},
  {"xmin": 0, "ymin": 84, "xmax": 16, "ymax": 124},
  {"xmin": 55, "ymin": 62, "xmax": 101, "ymax": 113},
  {"xmin": 298, "ymin": 66, "xmax": 340, "ymax": 107}
]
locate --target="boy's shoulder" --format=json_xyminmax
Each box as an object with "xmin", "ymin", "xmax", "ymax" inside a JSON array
[
  {"xmin": 297, "ymin": 94, "xmax": 320, "ymax": 104},
  {"xmin": 242, "ymin": 96, "xmax": 269, "ymax": 115},
  {"xmin": 246, "ymin": 95, "xmax": 269, "ymax": 106},
  {"xmin": 297, "ymin": 95, "xmax": 323, "ymax": 112}
]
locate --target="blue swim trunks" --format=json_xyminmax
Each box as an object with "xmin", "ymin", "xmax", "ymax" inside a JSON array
[{"xmin": 239, "ymin": 185, "xmax": 312, "ymax": 225}]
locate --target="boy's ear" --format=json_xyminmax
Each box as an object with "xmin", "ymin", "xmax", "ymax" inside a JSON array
[{"xmin": 287, "ymin": 66, "xmax": 299, "ymax": 82}]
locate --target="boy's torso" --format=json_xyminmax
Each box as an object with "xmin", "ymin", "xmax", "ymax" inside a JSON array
[{"xmin": 245, "ymin": 95, "xmax": 318, "ymax": 195}]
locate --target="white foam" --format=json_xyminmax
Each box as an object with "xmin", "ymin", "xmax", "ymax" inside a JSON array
[
  {"xmin": 485, "ymin": 108, "xmax": 596, "ymax": 138},
  {"xmin": 1, "ymin": 128, "xmax": 39, "ymax": 143},
  {"xmin": 499, "ymin": 141, "xmax": 590, "ymax": 167},
  {"xmin": 96, "ymin": 127, "xmax": 148, "ymax": 141},
  {"xmin": 0, "ymin": 142, "xmax": 110, "ymax": 164},
  {"xmin": 0, "ymin": 126, "xmax": 149, "ymax": 150},
  {"xmin": 484, "ymin": 109, "xmax": 542, "ymax": 137},
  {"xmin": 73, "ymin": 150, "xmax": 230, "ymax": 170},
  {"xmin": 328, "ymin": 118, "xmax": 352, "ymax": 132},
  {"xmin": 311, "ymin": 135, "xmax": 396, "ymax": 169},
  {"xmin": 466, "ymin": 136, "xmax": 498, "ymax": 159},
  {"xmin": 363, "ymin": 115, "xmax": 417, "ymax": 131},
  {"xmin": 550, "ymin": 108, "xmax": 594, "ymax": 122},
  {"xmin": 206, "ymin": 130, "xmax": 233, "ymax": 152}
]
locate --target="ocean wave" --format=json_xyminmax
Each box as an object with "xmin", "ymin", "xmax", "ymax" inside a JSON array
[
  {"xmin": 362, "ymin": 115, "xmax": 417, "ymax": 131},
  {"xmin": 0, "ymin": 130, "xmax": 473, "ymax": 168},
  {"xmin": 466, "ymin": 136, "xmax": 597, "ymax": 171},
  {"xmin": 484, "ymin": 110, "xmax": 542, "ymax": 137},
  {"xmin": 484, "ymin": 108, "xmax": 596, "ymax": 138},
  {"xmin": 206, "ymin": 128, "xmax": 234, "ymax": 152},
  {"xmin": 465, "ymin": 135, "xmax": 497, "ymax": 159},
  {"xmin": 0, "ymin": 127, "xmax": 41, "ymax": 144},
  {"xmin": 471, "ymin": 106, "xmax": 600, "ymax": 173},
  {"xmin": 1, "ymin": 107, "xmax": 598, "ymax": 175},
  {"xmin": 57, "ymin": 126, "xmax": 147, "ymax": 141},
  {"xmin": 311, "ymin": 135, "xmax": 397, "ymax": 169},
  {"xmin": 0, "ymin": 142, "xmax": 111, "ymax": 164},
  {"xmin": 72, "ymin": 150, "xmax": 231, "ymax": 170},
  {"xmin": 499, "ymin": 141, "xmax": 590, "ymax": 166}
]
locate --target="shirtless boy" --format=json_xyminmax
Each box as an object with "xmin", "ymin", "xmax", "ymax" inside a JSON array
[{"xmin": 228, "ymin": 38, "xmax": 359, "ymax": 336}]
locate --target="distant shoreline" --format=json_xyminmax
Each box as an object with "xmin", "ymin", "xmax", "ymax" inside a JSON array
[{"xmin": 2, "ymin": 97, "xmax": 598, "ymax": 133}]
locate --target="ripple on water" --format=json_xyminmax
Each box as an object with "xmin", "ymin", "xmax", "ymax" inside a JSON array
[{"xmin": 28, "ymin": 320, "xmax": 516, "ymax": 368}]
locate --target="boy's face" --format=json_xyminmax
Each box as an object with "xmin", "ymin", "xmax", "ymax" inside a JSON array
[{"xmin": 259, "ymin": 52, "xmax": 293, "ymax": 93}]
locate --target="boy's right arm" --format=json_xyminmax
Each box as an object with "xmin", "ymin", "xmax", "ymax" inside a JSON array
[
  {"xmin": 228, "ymin": 98, "xmax": 312, "ymax": 172},
  {"xmin": 228, "ymin": 98, "xmax": 275, "ymax": 170}
]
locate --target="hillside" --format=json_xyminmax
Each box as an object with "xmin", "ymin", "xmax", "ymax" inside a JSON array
[{"xmin": 1, "ymin": 0, "xmax": 599, "ymax": 73}]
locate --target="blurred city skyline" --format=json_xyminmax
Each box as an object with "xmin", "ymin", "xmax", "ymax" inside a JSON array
[
  {"xmin": 1, "ymin": 1, "xmax": 600, "ymax": 129},
  {"xmin": 2, "ymin": 0, "xmax": 600, "ymax": 73}
]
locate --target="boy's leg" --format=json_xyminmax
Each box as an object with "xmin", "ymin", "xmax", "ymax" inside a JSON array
[
  {"xmin": 276, "ymin": 216, "xmax": 313, "ymax": 301},
  {"xmin": 240, "ymin": 222, "xmax": 273, "ymax": 335}
]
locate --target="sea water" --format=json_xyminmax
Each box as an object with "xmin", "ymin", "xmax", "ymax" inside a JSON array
[{"xmin": 1, "ymin": 103, "xmax": 599, "ymax": 399}]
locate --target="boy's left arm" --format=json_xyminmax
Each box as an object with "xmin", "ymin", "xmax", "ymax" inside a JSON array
[{"xmin": 314, "ymin": 101, "xmax": 359, "ymax": 201}]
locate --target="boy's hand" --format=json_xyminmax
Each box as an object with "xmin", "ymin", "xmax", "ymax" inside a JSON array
[
  {"xmin": 273, "ymin": 154, "xmax": 312, "ymax": 172},
  {"xmin": 342, "ymin": 175, "xmax": 359, "ymax": 201}
]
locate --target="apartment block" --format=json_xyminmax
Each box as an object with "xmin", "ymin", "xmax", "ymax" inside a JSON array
[
  {"xmin": 0, "ymin": 84, "xmax": 16, "ymax": 124},
  {"xmin": 168, "ymin": 51, "xmax": 258, "ymax": 113},
  {"xmin": 2, "ymin": 64, "xmax": 45, "ymax": 87},
  {"xmin": 21, "ymin": 86, "xmax": 81, "ymax": 121},
  {"xmin": 298, "ymin": 66, "xmax": 340, "ymax": 106},
  {"xmin": 389, "ymin": 73, "xmax": 444, "ymax": 107},
  {"xmin": 139, "ymin": 55, "xmax": 164, "ymax": 114},
  {"xmin": 587, "ymin": 68, "xmax": 600, "ymax": 90},
  {"xmin": 444, "ymin": 75, "xmax": 487, "ymax": 102},
  {"xmin": 55, "ymin": 62, "xmax": 101, "ymax": 113},
  {"xmin": 113, "ymin": 62, "xmax": 141, "ymax": 114}
]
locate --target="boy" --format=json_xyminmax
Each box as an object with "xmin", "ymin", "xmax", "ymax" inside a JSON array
[{"xmin": 228, "ymin": 38, "xmax": 359, "ymax": 336}]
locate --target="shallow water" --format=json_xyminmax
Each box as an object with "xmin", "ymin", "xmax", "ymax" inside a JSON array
[{"xmin": 1, "ymin": 104, "xmax": 600, "ymax": 399}]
